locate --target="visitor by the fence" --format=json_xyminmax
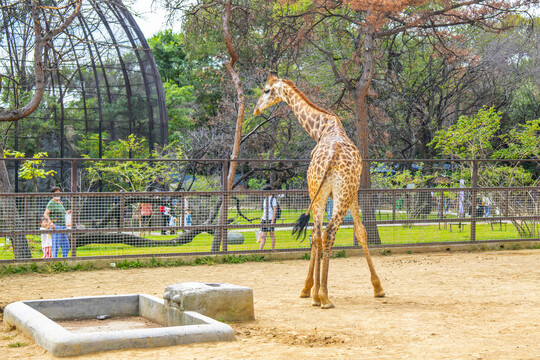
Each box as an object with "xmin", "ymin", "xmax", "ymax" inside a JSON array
[
  {"xmin": 475, "ymin": 197, "xmax": 484, "ymax": 218},
  {"xmin": 185, "ymin": 209, "xmax": 192, "ymax": 227},
  {"xmin": 39, "ymin": 217, "xmax": 52, "ymax": 258},
  {"xmin": 259, "ymin": 185, "xmax": 277, "ymax": 251},
  {"xmin": 166, "ymin": 206, "xmax": 178, "ymax": 234},
  {"xmin": 139, "ymin": 202, "xmax": 153, "ymax": 237},
  {"xmin": 326, "ymin": 198, "xmax": 333, "ymax": 221},
  {"xmin": 159, "ymin": 205, "xmax": 169, "ymax": 235},
  {"xmin": 458, "ymin": 179, "xmax": 465, "ymax": 218},
  {"xmin": 43, "ymin": 187, "xmax": 71, "ymax": 258},
  {"xmin": 149, "ymin": 176, "xmax": 169, "ymax": 235},
  {"xmin": 482, "ymin": 194, "xmax": 492, "ymax": 217}
]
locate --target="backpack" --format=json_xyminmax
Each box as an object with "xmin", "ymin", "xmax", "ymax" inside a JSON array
[{"xmin": 263, "ymin": 195, "xmax": 282, "ymax": 220}]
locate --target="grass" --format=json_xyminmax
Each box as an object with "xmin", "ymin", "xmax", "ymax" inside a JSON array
[
  {"xmin": 0, "ymin": 254, "xmax": 269, "ymax": 276},
  {"xmin": 8, "ymin": 342, "xmax": 28, "ymax": 348},
  {"xmin": 0, "ymin": 208, "xmax": 533, "ymax": 261},
  {"xmin": 1, "ymin": 261, "xmax": 96, "ymax": 276}
]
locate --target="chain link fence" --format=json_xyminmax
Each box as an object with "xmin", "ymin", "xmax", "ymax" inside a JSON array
[{"xmin": 1, "ymin": 158, "xmax": 539, "ymax": 262}]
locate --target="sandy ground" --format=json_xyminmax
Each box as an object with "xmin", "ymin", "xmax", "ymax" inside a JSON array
[{"xmin": 1, "ymin": 249, "xmax": 539, "ymax": 360}]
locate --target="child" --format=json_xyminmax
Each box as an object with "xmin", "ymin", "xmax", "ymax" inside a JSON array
[
  {"xmin": 40, "ymin": 217, "xmax": 52, "ymax": 258},
  {"xmin": 185, "ymin": 209, "xmax": 192, "ymax": 227}
]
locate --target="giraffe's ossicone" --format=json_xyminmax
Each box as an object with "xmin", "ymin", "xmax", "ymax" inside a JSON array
[{"xmin": 254, "ymin": 73, "xmax": 385, "ymax": 309}]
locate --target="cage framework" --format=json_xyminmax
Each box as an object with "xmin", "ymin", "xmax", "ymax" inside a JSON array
[{"xmin": 0, "ymin": 0, "xmax": 168, "ymax": 190}]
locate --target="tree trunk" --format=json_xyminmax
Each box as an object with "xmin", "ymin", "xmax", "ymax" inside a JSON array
[
  {"xmin": 213, "ymin": 0, "xmax": 245, "ymax": 251},
  {"xmin": 0, "ymin": 150, "xmax": 32, "ymax": 259},
  {"xmin": 74, "ymin": 231, "xmax": 206, "ymax": 247},
  {"xmin": 354, "ymin": 29, "xmax": 381, "ymax": 245}
]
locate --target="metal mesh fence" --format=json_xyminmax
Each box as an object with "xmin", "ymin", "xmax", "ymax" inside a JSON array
[{"xmin": 1, "ymin": 158, "xmax": 539, "ymax": 262}]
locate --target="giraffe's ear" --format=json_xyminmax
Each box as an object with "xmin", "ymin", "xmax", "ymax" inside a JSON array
[{"xmin": 267, "ymin": 71, "xmax": 278, "ymax": 84}]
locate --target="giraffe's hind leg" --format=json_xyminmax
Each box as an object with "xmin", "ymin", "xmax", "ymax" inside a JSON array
[
  {"xmin": 314, "ymin": 192, "xmax": 351, "ymax": 309},
  {"xmin": 351, "ymin": 197, "xmax": 385, "ymax": 297},
  {"xmin": 300, "ymin": 238, "xmax": 316, "ymax": 298},
  {"xmin": 301, "ymin": 200, "xmax": 326, "ymax": 306}
]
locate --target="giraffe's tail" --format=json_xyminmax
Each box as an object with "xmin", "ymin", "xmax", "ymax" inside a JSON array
[
  {"xmin": 292, "ymin": 213, "xmax": 311, "ymax": 242},
  {"xmin": 292, "ymin": 143, "xmax": 339, "ymax": 242}
]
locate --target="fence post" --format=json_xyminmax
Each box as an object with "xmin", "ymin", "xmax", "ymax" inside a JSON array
[
  {"xmin": 70, "ymin": 160, "xmax": 77, "ymax": 257},
  {"xmin": 439, "ymin": 190, "xmax": 444, "ymax": 229},
  {"xmin": 220, "ymin": 160, "xmax": 229, "ymax": 252},
  {"xmin": 505, "ymin": 188, "xmax": 510, "ymax": 217},
  {"xmin": 24, "ymin": 197, "xmax": 28, "ymax": 234},
  {"xmin": 392, "ymin": 191, "xmax": 396, "ymax": 222},
  {"xmin": 470, "ymin": 160, "xmax": 478, "ymax": 242}
]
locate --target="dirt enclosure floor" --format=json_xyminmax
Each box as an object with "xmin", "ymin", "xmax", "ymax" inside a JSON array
[{"xmin": 1, "ymin": 249, "xmax": 539, "ymax": 360}]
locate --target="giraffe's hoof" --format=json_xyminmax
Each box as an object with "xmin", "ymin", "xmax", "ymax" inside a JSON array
[
  {"xmin": 321, "ymin": 303, "xmax": 335, "ymax": 309},
  {"xmin": 374, "ymin": 290, "xmax": 386, "ymax": 298},
  {"xmin": 312, "ymin": 300, "xmax": 321, "ymax": 306},
  {"xmin": 300, "ymin": 291, "xmax": 311, "ymax": 298}
]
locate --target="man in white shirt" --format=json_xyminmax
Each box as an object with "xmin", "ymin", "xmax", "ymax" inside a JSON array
[{"xmin": 259, "ymin": 185, "xmax": 277, "ymax": 250}]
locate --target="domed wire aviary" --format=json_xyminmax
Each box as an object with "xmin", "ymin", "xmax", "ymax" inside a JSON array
[{"xmin": 0, "ymin": 0, "xmax": 167, "ymax": 169}]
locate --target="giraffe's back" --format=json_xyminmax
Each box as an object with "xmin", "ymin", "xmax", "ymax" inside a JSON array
[{"xmin": 307, "ymin": 123, "xmax": 362, "ymax": 202}]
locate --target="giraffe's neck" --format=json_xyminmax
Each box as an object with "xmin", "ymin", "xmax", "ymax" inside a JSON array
[{"xmin": 281, "ymin": 82, "xmax": 335, "ymax": 142}]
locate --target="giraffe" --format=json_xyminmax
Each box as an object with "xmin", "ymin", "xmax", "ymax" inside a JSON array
[{"xmin": 253, "ymin": 73, "xmax": 385, "ymax": 309}]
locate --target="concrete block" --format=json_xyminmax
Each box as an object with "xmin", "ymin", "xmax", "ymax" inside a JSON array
[
  {"xmin": 3, "ymin": 294, "xmax": 234, "ymax": 357},
  {"xmin": 164, "ymin": 282, "xmax": 254, "ymax": 321},
  {"xmin": 227, "ymin": 231, "xmax": 244, "ymax": 245}
]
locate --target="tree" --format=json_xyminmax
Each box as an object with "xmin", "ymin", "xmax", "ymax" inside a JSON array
[
  {"xmin": 273, "ymin": 0, "xmax": 539, "ymax": 243},
  {"xmin": 3, "ymin": 150, "xmax": 56, "ymax": 192},
  {"xmin": 0, "ymin": 0, "xmax": 82, "ymax": 122},
  {"xmin": 0, "ymin": 0, "xmax": 81, "ymax": 259},
  {"xmin": 162, "ymin": 0, "xmax": 266, "ymax": 251},
  {"xmin": 431, "ymin": 107, "xmax": 540, "ymax": 236}
]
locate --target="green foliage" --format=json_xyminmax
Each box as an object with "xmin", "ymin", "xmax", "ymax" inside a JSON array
[
  {"xmin": 82, "ymin": 134, "xmax": 182, "ymax": 192},
  {"xmin": 430, "ymin": 107, "xmax": 501, "ymax": 159},
  {"xmin": 371, "ymin": 163, "xmax": 437, "ymax": 190},
  {"xmin": 430, "ymin": 107, "xmax": 540, "ymax": 187},
  {"xmin": 495, "ymin": 118, "xmax": 540, "ymax": 160},
  {"xmin": 148, "ymin": 30, "xmax": 221, "ymax": 127},
  {"xmin": 107, "ymin": 254, "xmax": 269, "ymax": 270},
  {"xmin": 3, "ymin": 150, "xmax": 56, "ymax": 191},
  {"xmin": 333, "ymin": 250, "xmax": 347, "ymax": 258},
  {"xmin": 507, "ymin": 81, "xmax": 540, "ymax": 123},
  {"xmin": 163, "ymin": 81, "xmax": 196, "ymax": 142},
  {"xmin": 8, "ymin": 342, "xmax": 28, "ymax": 348},
  {"xmin": 148, "ymin": 30, "xmax": 189, "ymax": 85},
  {"xmin": 247, "ymin": 177, "xmax": 266, "ymax": 190},
  {"xmin": 0, "ymin": 261, "xmax": 95, "ymax": 276}
]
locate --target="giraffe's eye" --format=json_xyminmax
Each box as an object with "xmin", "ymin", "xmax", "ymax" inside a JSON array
[{"xmin": 264, "ymin": 89, "xmax": 270, "ymax": 94}]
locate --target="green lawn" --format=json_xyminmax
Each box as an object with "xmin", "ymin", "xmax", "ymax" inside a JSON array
[{"xmin": 0, "ymin": 220, "xmax": 523, "ymax": 260}]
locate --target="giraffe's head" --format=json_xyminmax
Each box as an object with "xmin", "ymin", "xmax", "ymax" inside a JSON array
[{"xmin": 253, "ymin": 72, "xmax": 284, "ymax": 116}]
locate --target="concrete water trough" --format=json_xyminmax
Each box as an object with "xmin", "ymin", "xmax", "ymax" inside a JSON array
[{"xmin": 3, "ymin": 293, "xmax": 235, "ymax": 357}]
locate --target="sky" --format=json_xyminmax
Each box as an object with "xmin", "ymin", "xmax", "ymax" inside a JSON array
[{"xmin": 128, "ymin": 0, "xmax": 181, "ymax": 38}]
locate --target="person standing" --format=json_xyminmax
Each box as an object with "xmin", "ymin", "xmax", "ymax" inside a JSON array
[
  {"xmin": 259, "ymin": 185, "xmax": 277, "ymax": 251},
  {"xmin": 148, "ymin": 176, "xmax": 168, "ymax": 234},
  {"xmin": 482, "ymin": 193, "xmax": 492, "ymax": 217},
  {"xmin": 43, "ymin": 187, "xmax": 71, "ymax": 258},
  {"xmin": 139, "ymin": 202, "xmax": 153, "ymax": 237},
  {"xmin": 40, "ymin": 216, "xmax": 52, "ymax": 258}
]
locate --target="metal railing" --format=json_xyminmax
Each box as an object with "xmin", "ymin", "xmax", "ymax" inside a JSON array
[{"xmin": 1, "ymin": 158, "xmax": 539, "ymax": 262}]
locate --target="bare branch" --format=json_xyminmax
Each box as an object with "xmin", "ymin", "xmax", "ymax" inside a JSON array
[{"xmin": 0, "ymin": 0, "xmax": 82, "ymax": 122}]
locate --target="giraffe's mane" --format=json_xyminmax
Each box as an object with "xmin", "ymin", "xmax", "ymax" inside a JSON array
[{"xmin": 283, "ymin": 80, "xmax": 334, "ymax": 116}]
